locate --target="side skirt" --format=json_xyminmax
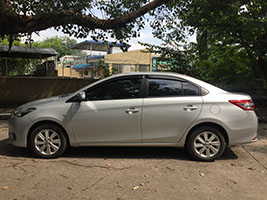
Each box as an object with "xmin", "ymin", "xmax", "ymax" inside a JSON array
[{"xmin": 71, "ymin": 143, "xmax": 183, "ymax": 147}]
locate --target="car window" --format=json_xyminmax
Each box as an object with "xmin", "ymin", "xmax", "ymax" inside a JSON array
[
  {"xmin": 183, "ymin": 82, "xmax": 199, "ymax": 96},
  {"xmin": 148, "ymin": 79, "xmax": 182, "ymax": 97},
  {"xmin": 85, "ymin": 78, "xmax": 142, "ymax": 100}
]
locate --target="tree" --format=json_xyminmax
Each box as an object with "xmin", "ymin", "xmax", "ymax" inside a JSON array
[
  {"xmin": 198, "ymin": 45, "xmax": 255, "ymax": 84},
  {"xmin": 140, "ymin": 41, "xmax": 200, "ymax": 76},
  {"xmin": 0, "ymin": 0, "xmax": 171, "ymax": 42},
  {"xmin": 182, "ymin": 0, "xmax": 267, "ymax": 82},
  {"xmin": 33, "ymin": 36, "xmax": 81, "ymax": 58},
  {"xmin": 143, "ymin": 0, "xmax": 267, "ymax": 83}
]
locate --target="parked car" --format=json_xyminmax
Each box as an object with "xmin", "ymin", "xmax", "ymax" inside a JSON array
[{"xmin": 8, "ymin": 72, "xmax": 258, "ymax": 161}]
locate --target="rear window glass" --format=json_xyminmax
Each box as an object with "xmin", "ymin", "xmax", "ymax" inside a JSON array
[
  {"xmin": 148, "ymin": 79, "xmax": 182, "ymax": 97},
  {"xmin": 183, "ymin": 82, "xmax": 199, "ymax": 96}
]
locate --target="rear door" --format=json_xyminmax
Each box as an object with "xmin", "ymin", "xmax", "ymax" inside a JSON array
[{"xmin": 142, "ymin": 76, "xmax": 203, "ymax": 143}]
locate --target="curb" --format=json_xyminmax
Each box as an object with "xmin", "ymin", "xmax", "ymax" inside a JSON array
[{"xmin": 0, "ymin": 113, "xmax": 11, "ymax": 120}]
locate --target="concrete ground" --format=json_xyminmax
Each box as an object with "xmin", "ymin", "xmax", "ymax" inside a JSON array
[{"xmin": 0, "ymin": 121, "xmax": 267, "ymax": 200}]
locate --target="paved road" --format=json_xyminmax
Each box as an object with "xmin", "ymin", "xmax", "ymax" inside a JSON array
[{"xmin": 0, "ymin": 121, "xmax": 267, "ymax": 200}]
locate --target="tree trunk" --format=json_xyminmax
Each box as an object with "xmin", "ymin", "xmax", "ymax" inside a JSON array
[
  {"xmin": 196, "ymin": 28, "xmax": 208, "ymax": 61},
  {"xmin": 257, "ymin": 56, "xmax": 267, "ymax": 84}
]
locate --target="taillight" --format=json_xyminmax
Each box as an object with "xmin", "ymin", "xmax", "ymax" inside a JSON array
[{"xmin": 229, "ymin": 100, "xmax": 255, "ymax": 111}]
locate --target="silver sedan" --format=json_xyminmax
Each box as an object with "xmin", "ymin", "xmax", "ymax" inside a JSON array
[{"xmin": 8, "ymin": 72, "xmax": 258, "ymax": 161}]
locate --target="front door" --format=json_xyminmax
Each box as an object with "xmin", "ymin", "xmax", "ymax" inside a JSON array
[{"xmin": 70, "ymin": 76, "xmax": 143, "ymax": 144}]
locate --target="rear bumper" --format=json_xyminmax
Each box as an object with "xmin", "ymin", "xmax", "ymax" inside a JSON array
[{"xmin": 227, "ymin": 112, "xmax": 258, "ymax": 146}]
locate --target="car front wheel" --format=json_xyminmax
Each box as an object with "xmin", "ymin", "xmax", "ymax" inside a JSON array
[
  {"xmin": 28, "ymin": 124, "xmax": 67, "ymax": 158},
  {"xmin": 186, "ymin": 126, "xmax": 226, "ymax": 161}
]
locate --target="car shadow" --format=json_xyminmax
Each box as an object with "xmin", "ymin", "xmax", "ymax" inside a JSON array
[{"xmin": 0, "ymin": 138, "xmax": 238, "ymax": 161}]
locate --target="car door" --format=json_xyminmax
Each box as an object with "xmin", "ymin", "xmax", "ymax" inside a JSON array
[
  {"xmin": 70, "ymin": 76, "xmax": 143, "ymax": 144},
  {"xmin": 142, "ymin": 76, "xmax": 203, "ymax": 143}
]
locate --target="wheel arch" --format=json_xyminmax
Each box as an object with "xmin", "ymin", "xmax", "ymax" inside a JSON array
[
  {"xmin": 185, "ymin": 122, "xmax": 229, "ymax": 146},
  {"xmin": 27, "ymin": 120, "xmax": 70, "ymax": 147}
]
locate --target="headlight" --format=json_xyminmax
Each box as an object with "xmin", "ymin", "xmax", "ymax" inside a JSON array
[{"xmin": 14, "ymin": 107, "xmax": 36, "ymax": 117}]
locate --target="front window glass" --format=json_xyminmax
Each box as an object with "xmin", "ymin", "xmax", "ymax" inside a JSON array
[{"xmin": 86, "ymin": 78, "xmax": 142, "ymax": 100}]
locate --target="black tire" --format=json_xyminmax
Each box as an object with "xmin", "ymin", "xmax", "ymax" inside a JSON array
[
  {"xmin": 186, "ymin": 126, "xmax": 226, "ymax": 161},
  {"xmin": 28, "ymin": 123, "xmax": 67, "ymax": 159}
]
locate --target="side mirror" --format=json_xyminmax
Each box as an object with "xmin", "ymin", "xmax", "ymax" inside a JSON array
[
  {"xmin": 77, "ymin": 91, "xmax": 86, "ymax": 102},
  {"xmin": 65, "ymin": 91, "xmax": 86, "ymax": 103}
]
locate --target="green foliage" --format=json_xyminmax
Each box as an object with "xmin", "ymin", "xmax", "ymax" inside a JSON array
[
  {"xmin": 180, "ymin": 0, "xmax": 267, "ymax": 82},
  {"xmin": 32, "ymin": 36, "xmax": 79, "ymax": 58},
  {"xmin": 2, "ymin": 0, "xmax": 169, "ymax": 43},
  {"xmin": 197, "ymin": 45, "xmax": 255, "ymax": 85},
  {"xmin": 96, "ymin": 59, "xmax": 110, "ymax": 78},
  {"xmin": 141, "ymin": 42, "xmax": 200, "ymax": 77},
  {"xmin": 142, "ymin": 0, "xmax": 267, "ymax": 88},
  {"xmin": 0, "ymin": 36, "xmax": 24, "ymax": 46},
  {"xmin": 0, "ymin": 57, "xmax": 41, "ymax": 76}
]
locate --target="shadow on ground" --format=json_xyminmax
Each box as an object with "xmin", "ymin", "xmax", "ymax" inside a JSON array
[
  {"xmin": 244, "ymin": 144, "xmax": 267, "ymax": 154},
  {"xmin": 0, "ymin": 138, "xmax": 238, "ymax": 161}
]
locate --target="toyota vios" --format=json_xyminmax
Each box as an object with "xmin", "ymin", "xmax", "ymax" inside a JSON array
[{"xmin": 8, "ymin": 72, "xmax": 258, "ymax": 161}]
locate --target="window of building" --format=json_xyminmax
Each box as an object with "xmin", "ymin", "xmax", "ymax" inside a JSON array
[{"xmin": 84, "ymin": 70, "xmax": 89, "ymax": 76}]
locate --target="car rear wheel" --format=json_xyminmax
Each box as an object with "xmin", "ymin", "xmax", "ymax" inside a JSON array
[
  {"xmin": 186, "ymin": 126, "xmax": 226, "ymax": 161},
  {"xmin": 29, "ymin": 124, "xmax": 67, "ymax": 158}
]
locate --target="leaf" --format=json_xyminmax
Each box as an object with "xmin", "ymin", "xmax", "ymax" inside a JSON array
[
  {"xmin": 2, "ymin": 186, "xmax": 9, "ymax": 190},
  {"xmin": 132, "ymin": 186, "xmax": 139, "ymax": 190},
  {"xmin": 199, "ymin": 172, "xmax": 205, "ymax": 177}
]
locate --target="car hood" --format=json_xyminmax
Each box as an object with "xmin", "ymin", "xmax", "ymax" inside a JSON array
[{"xmin": 18, "ymin": 93, "xmax": 72, "ymax": 109}]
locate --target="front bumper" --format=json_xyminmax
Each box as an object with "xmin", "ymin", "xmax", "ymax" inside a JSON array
[{"xmin": 8, "ymin": 115, "xmax": 32, "ymax": 147}]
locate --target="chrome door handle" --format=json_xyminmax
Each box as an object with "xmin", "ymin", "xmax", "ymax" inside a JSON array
[
  {"xmin": 183, "ymin": 105, "xmax": 198, "ymax": 111},
  {"xmin": 125, "ymin": 108, "xmax": 140, "ymax": 115}
]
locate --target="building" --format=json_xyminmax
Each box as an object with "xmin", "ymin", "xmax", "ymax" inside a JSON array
[
  {"xmin": 57, "ymin": 55, "xmax": 81, "ymax": 78},
  {"xmin": 57, "ymin": 40, "xmax": 161, "ymax": 79},
  {"xmin": 104, "ymin": 49, "xmax": 155, "ymax": 73},
  {"xmin": 57, "ymin": 40, "xmax": 129, "ymax": 78}
]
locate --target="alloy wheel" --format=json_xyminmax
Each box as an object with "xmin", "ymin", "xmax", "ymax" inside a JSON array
[
  {"xmin": 193, "ymin": 131, "xmax": 221, "ymax": 158},
  {"xmin": 34, "ymin": 129, "xmax": 62, "ymax": 155}
]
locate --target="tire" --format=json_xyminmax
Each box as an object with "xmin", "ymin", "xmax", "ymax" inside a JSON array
[
  {"xmin": 186, "ymin": 126, "xmax": 226, "ymax": 161},
  {"xmin": 28, "ymin": 124, "xmax": 67, "ymax": 158}
]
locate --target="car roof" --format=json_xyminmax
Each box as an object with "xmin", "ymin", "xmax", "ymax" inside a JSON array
[
  {"xmin": 111, "ymin": 72, "xmax": 226, "ymax": 93},
  {"xmin": 76, "ymin": 72, "xmax": 226, "ymax": 94}
]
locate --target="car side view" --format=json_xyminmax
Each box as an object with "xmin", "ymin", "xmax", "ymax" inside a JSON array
[{"xmin": 8, "ymin": 72, "xmax": 258, "ymax": 161}]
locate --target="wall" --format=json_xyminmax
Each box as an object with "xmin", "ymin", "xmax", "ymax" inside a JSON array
[
  {"xmin": 57, "ymin": 67, "xmax": 81, "ymax": 78},
  {"xmin": 0, "ymin": 77, "xmax": 95, "ymax": 107},
  {"xmin": 104, "ymin": 49, "xmax": 152, "ymax": 66}
]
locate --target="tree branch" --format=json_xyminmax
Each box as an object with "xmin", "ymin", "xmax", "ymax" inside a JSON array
[{"xmin": 0, "ymin": 0, "xmax": 171, "ymax": 36}]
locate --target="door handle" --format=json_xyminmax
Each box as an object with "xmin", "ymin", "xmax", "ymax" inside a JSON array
[
  {"xmin": 183, "ymin": 105, "xmax": 198, "ymax": 111},
  {"xmin": 125, "ymin": 107, "xmax": 140, "ymax": 115}
]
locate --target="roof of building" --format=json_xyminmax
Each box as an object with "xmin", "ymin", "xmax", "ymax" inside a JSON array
[
  {"xmin": 83, "ymin": 55, "xmax": 104, "ymax": 59},
  {"xmin": 0, "ymin": 45, "xmax": 57, "ymax": 59},
  {"xmin": 70, "ymin": 40, "xmax": 130, "ymax": 51},
  {"xmin": 72, "ymin": 64, "xmax": 96, "ymax": 70}
]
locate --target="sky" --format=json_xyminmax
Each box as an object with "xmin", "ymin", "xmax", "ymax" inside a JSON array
[{"xmin": 31, "ymin": 23, "xmax": 196, "ymax": 51}]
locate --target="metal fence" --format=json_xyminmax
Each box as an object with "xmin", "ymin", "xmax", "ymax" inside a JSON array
[
  {"xmin": 0, "ymin": 53, "xmax": 152, "ymax": 79},
  {"xmin": 0, "ymin": 57, "xmax": 57, "ymax": 77}
]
